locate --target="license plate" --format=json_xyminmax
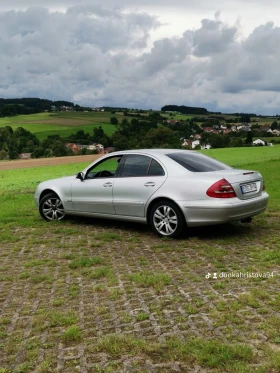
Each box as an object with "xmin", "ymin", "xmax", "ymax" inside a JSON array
[{"xmin": 241, "ymin": 182, "xmax": 257, "ymax": 194}]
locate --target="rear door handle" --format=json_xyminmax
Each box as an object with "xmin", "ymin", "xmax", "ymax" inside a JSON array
[
  {"xmin": 144, "ymin": 182, "xmax": 155, "ymax": 187},
  {"xmin": 103, "ymin": 182, "xmax": 113, "ymax": 187}
]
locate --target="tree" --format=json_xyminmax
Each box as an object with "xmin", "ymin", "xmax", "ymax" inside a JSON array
[
  {"xmin": 271, "ymin": 121, "xmax": 279, "ymax": 130},
  {"xmin": 245, "ymin": 131, "xmax": 253, "ymax": 144},
  {"xmin": 0, "ymin": 150, "xmax": 8, "ymax": 160},
  {"xmin": 111, "ymin": 132, "xmax": 133, "ymax": 150},
  {"xmin": 7, "ymin": 141, "xmax": 19, "ymax": 159},
  {"xmin": 32, "ymin": 147, "xmax": 46, "ymax": 158},
  {"xmin": 52, "ymin": 141, "xmax": 69, "ymax": 157},
  {"xmin": 92, "ymin": 126, "xmax": 111, "ymax": 147},
  {"xmin": 110, "ymin": 117, "xmax": 119, "ymax": 125},
  {"xmin": 141, "ymin": 127, "xmax": 180, "ymax": 148},
  {"xmin": 231, "ymin": 138, "xmax": 243, "ymax": 147},
  {"xmin": 240, "ymin": 114, "xmax": 251, "ymax": 123}
]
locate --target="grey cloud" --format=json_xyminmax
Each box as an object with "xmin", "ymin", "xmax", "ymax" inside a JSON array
[
  {"xmin": 207, "ymin": 22, "xmax": 280, "ymax": 97},
  {"xmin": 192, "ymin": 18, "xmax": 237, "ymax": 56},
  {"xmin": 244, "ymin": 22, "xmax": 280, "ymax": 55},
  {"xmin": 140, "ymin": 34, "xmax": 193, "ymax": 75},
  {"xmin": 2, "ymin": 0, "xmax": 280, "ymax": 8},
  {"xmin": 1, "ymin": 6, "xmax": 280, "ymax": 113}
]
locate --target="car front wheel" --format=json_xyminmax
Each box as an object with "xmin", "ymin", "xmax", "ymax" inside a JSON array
[
  {"xmin": 39, "ymin": 193, "xmax": 66, "ymax": 221},
  {"xmin": 150, "ymin": 201, "xmax": 186, "ymax": 238}
]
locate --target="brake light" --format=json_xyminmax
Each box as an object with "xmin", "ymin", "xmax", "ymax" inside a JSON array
[{"xmin": 206, "ymin": 179, "xmax": 237, "ymax": 198}]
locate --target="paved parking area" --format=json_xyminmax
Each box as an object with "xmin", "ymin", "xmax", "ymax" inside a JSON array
[{"xmin": 0, "ymin": 215, "xmax": 279, "ymax": 372}]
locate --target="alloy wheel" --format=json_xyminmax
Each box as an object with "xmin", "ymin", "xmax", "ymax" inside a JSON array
[
  {"xmin": 42, "ymin": 197, "xmax": 65, "ymax": 221},
  {"xmin": 153, "ymin": 205, "xmax": 178, "ymax": 236}
]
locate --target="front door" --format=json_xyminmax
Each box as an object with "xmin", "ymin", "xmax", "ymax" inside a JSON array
[{"xmin": 71, "ymin": 155, "xmax": 121, "ymax": 215}]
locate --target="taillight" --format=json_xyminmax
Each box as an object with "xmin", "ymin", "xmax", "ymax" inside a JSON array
[{"xmin": 206, "ymin": 179, "xmax": 237, "ymax": 198}]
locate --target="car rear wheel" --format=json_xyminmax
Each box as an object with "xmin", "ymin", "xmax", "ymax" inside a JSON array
[
  {"xmin": 39, "ymin": 193, "xmax": 66, "ymax": 221},
  {"xmin": 150, "ymin": 201, "xmax": 186, "ymax": 238}
]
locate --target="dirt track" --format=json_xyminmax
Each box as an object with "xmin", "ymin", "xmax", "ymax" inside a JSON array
[{"xmin": 0, "ymin": 154, "xmax": 103, "ymax": 170}]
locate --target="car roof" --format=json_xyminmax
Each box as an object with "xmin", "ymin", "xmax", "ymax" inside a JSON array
[{"xmin": 111, "ymin": 149, "xmax": 194, "ymax": 156}]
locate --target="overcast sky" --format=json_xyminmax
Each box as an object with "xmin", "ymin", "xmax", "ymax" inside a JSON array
[{"xmin": 1, "ymin": 1, "xmax": 280, "ymax": 114}]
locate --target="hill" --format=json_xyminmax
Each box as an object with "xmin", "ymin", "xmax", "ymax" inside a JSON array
[
  {"xmin": 0, "ymin": 111, "xmax": 120, "ymax": 141},
  {"xmin": 0, "ymin": 97, "xmax": 78, "ymax": 116},
  {"xmin": 161, "ymin": 105, "xmax": 208, "ymax": 115}
]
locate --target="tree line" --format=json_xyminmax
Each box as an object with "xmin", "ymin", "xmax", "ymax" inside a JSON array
[
  {"xmin": 0, "ymin": 98, "xmax": 79, "ymax": 117},
  {"xmin": 161, "ymin": 105, "xmax": 208, "ymax": 115},
  {"xmin": 1, "ymin": 114, "xmax": 278, "ymax": 160}
]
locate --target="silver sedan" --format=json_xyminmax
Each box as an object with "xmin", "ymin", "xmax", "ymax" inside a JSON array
[{"xmin": 34, "ymin": 149, "xmax": 269, "ymax": 237}]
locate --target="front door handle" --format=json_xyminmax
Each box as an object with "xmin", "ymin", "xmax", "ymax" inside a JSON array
[
  {"xmin": 103, "ymin": 182, "xmax": 113, "ymax": 187},
  {"xmin": 144, "ymin": 182, "xmax": 155, "ymax": 187}
]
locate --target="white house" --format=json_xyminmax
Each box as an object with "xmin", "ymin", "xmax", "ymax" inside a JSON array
[
  {"xmin": 191, "ymin": 140, "xmax": 201, "ymax": 149},
  {"xmin": 252, "ymin": 139, "xmax": 266, "ymax": 146},
  {"xmin": 201, "ymin": 144, "xmax": 212, "ymax": 150},
  {"xmin": 182, "ymin": 139, "xmax": 211, "ymax": 150}
]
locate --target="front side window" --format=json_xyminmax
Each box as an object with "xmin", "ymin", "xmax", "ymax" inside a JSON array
[
  {"xmin": 86, "ymin": 156, "xmax": 122, "ymax": 179},
  {"xmin": 166, "ymin": 152, "xmax": 231, "ymax": 172}
]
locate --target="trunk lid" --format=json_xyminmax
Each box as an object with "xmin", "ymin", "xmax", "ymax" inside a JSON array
[{"xmin": 208, "ymin": 169, "xmax": 264, "ymax": 200}]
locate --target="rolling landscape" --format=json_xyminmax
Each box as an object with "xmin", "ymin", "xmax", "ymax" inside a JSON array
[{"xmin": 0, "ymin": 110, "xmax": 280, "ymax": 142}]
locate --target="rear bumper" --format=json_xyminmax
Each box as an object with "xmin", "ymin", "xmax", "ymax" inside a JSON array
[{"xmin": 180, "ymin": 192, "xmax": 269, "ymax": 227}]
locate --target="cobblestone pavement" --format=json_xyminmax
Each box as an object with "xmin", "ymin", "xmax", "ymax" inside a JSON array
[{"xmin": 0, "ymin": 214, "xmax": 279, "ymax": 372}]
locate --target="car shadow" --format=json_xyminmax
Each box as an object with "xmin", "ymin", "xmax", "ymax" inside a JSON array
[
  {"xmin": 188, "ymin": 222, "xmax": 254, "ymax": 240},
  {"xmin": 66, "ymin": 216, "xmax": 254, "ymax": 240}
]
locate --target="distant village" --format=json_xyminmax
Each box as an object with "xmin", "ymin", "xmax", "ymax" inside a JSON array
[{"xmin": 0, "ymin": 99, "xmax": 279, "ymax": 160}]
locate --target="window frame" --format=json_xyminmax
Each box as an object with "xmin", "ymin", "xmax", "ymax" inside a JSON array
[
  {"xmin": 119, "ymin": 154, "xmax": 165, "ymax": 178},
  {"xmin": 85, "ymin": 155, "xmax": 124, "ymax": 179}
]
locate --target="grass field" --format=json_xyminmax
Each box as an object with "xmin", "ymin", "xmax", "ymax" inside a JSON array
[
  {"xmin": 1, "ymin": 111, "xmax": 278, "ymax": 144},
  {"xmin": 0, "ymin": 112, "xmax": 121, "ymax": 141},
  {"xmin": 0, "ymin": 147, "xmax": 280, "ymax": 372}
]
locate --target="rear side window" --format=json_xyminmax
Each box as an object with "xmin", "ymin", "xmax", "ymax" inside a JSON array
[
  {"xmin": 148, "ymin": 159, "xmax": 165, "ymax": 176},
  {"xmin": 166, "ymin": 152, "xmax": 231, "ymax": 172},
  {"xmin": 121, "ymin": 155, "xmax": 151, "ymax": 177}
]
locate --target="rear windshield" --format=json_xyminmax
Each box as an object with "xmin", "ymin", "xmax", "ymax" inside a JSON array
[{"xmin": 166, "ymin": 152, "xmax": 231, "ymax": 172}]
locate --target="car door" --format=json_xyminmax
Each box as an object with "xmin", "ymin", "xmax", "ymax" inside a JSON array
[
  {"xmin": 71, "ymin": 156, "xmax": 121, "ymax": 214},
  {"xmin": 113, "ymin": 154, "xmax": 167, "ymax": 217}
]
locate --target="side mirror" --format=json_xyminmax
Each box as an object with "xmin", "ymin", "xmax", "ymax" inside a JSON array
[{"xmin": 76, "ymin": 172, "xmax": 85, "ymax": 181}]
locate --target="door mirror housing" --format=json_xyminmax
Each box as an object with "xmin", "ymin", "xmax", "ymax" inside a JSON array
[{"xmin": 76, "ymin": 172, "xmax": 85, "ymax": 181}]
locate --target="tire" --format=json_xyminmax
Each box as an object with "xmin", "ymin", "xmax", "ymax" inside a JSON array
[
  {"xmin": 150, "ymin": 200, "xmax": 186, "ymax": 238},
  {"xmin": 39, "ymin": 193, "xmax": 66, "ymax": 221}
]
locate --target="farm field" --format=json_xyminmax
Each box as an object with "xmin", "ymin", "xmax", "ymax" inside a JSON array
[
  {"xmin": 0, "ymin": 112, "xmax": 121, "ymax": 141},
  {"xmin": 0, "ymin": 147, "xmax": 280, "ymax": 372}
]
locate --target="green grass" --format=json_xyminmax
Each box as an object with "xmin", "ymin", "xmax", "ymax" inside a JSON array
[
  {"xmin": 92, "ymin": 334, "xmax": 254, "ymax": 371},
  {"xmin": 0, "ymin": 145, "xmax": 279, "ymax": 234},
  {"xmin": 0, "ymin": 146, "xmax": 279, "ymax": 371},
  {"xmin": 0, "ymin": 112, "xmax": 120, "ymax": 140},
  {"xmin": 201, "ymin": 145, "xmax": 280, "ymax": 167},
  {"xmin": 0, "ymin": 163, "xmax": 88, "ymax": 193},
  {"xmin": 61, "ymin": 326, "xmax": 82, "ymax": 343},
  {"xmin": 48, "ymin": 311, "xmax": 78, "ymax": 327},
  {"xmin": 68, "ymin": 256, "xmax": 104, "ymax": 269},
  {"xmin": 129, "ymin": 271, "xmax": 171, "ymax": 288}
]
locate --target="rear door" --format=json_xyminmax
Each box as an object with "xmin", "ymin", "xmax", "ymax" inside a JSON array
[{"xmin": 113, "ymin": 154, "xmax": 167, "ymax": 217}]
